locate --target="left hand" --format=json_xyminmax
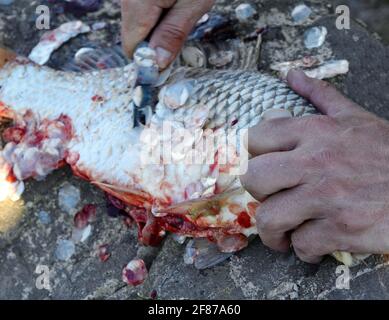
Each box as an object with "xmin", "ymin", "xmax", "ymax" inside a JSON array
[
  {"xmin": 240, "ymin": 69, "xmax": 389, "ymax": 263},
  {"xmin": 121, "ymin": 0, "xmax": 214, "ymax": 69}
]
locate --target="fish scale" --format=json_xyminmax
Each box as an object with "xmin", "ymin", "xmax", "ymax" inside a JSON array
[{"xmin": 163, "ymin": 68, "xmax": 316, "ymax": 132}]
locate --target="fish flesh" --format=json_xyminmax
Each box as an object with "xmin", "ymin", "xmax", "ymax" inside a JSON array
[{"xmin": 0, "ymin": 47, "xmax": 360, "ymax": 266}]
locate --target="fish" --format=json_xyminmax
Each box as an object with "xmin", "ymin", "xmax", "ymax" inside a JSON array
[{"xmin": 0, "ymin": 45, "xmax": 362, "ymax": 267}]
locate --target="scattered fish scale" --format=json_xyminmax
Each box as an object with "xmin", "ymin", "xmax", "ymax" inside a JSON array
[
  {"xmin": 58, "ymin": 183, "xmax": 81, "ymax": 215},
  {"xmin": 55, "ymin": 239, "xmax": 75, "ymax": 261},
  {"xmin": 122, "ymin": 259, "xmax": 148, "ymax": 286},
  {"xmin": 291, "ymin": 4, "xmax": 313, "ymax": 23}
]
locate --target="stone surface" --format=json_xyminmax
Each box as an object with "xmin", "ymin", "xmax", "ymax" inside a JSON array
[{"xmin": 0, "ymin": 0, "xmax": 389, "ymax": 300}]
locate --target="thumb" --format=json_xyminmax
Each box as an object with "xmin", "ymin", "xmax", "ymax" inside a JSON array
[
  {"xmin": 150, "ymin": 0, "xmax": 214, "ymax": 69},
  {"xmin": 121, "ymin": 0, "xmax": 176, "ymax": 57},
  {"xmin": 287, "ymin": 69, "xmax": 360, "ymax": 117}
]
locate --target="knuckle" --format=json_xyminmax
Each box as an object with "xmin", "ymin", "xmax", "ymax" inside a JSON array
[
  {"xmin": 312, "ymin": 147, "xmax": 338, "ymax": 166},
  {"xmin": 158, "ymin": 22, "xmax": 187, "ymax": 43},
  {"xmin": 301, "ymin": 115, "xmax": 336, "ymax": 132},
  {"xmin": 301, "ymin": 148, "xmax": 337, "ymax": 170},
  {"xmin": 245, "ymin": 157, "xmax": 269, "ymax": 182},
  {"xmin": 291, "ymin": 231, "xmax": 312, "ymax": 255},
  {"xmin": 256, "ymin": 210, "xmax": 279, "ymax": 234}
]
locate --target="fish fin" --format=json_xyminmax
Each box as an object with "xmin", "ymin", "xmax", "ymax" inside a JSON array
[
  {"xmin": 185, "ymin": 238, "xmax": 233, "ymax": 270},
  {"xmin": 92, "ymin": 181, "xmax": 152, "ymax": 208},
  {"xmin": 62, "ymin": 46, "xmax": 130, "ymax": 72},
  {"xmin": 153, "ymin": 187, "xmax": 245, "ymax": 216}
]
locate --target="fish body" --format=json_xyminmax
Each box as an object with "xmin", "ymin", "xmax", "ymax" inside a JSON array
[{"xmin": 0, "ymin": 48, "xmax": 316, "ymax": 252}]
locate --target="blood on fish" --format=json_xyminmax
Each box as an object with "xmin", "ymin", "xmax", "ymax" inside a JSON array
[
  {"xmin": 65, "ymin": 151, "xmax": 80, "ymax": 166},
  {"xmin": 0, "ymin": 110, "xmax": 74, "ymax": 181},
  {"xmin": 58, "ymin": 115, "xmax": 73, "ymax": 139},
  {"xmin": 237, "ymin": 211, "xmax": 251, "ymax": 228},
  {"xmin": 107, "ymin": 194, "xmax": 126, "ymax": 210},
  {"xmin": 126, "ymin": 208, "xmax": 165, "ymax": 246},
  {"xmin": 209, "ymin": 163, "xmax": 218, "ymax": 174},
  {"xmin": 30, "ymin": 131, "xmax": 46, "ymax": 146},
  {"xmin": 2, "ymin": 127, "xmax": 26, "ymax": 143},
  {"xmin": 96, "ymin": 62, "xmax": 107, "ymax": 69},
  {"xmin": 71, "ymin": 166, "xmax": 91, "ymax": 181},
  {"xmin": 141, "ymin": 216, "xmax": 165, "ymax": 246},
  {"xmin": 74, "ymin": 204, "xmax": 97, "ymax": 229},
  {"xmin": 6, "ymin": 170, "xmax": 17, "ymax": 183},
  {"xmin": 41, "ymin": 33, "xmax": 57, "ymax": 42},
  {"xmin": 155, "ymin": 213, "xmax": 214, "ymax": 238},
  {"xmin": 128, "ymin": 208, "xmax": 148, "ymax": 224},
  {"xmin": 92, "ymin": 95, "xmax": 104, "ymax": 102}
]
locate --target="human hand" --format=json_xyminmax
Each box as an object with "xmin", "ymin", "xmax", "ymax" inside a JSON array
[
  {"xmin": 121, "ymin": 0, "xmax": 214, "ymax": 69},
  {"xmin": 241, "ymin": 69, "xmax": 389, "ymax": 263}
]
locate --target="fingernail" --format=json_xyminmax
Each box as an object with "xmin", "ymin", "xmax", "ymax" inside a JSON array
[
  {"xmin": 286, "ymin": 69, "xmax": 305, "ymax": 84},
  {"xmin": 155, "ymin": 47, "xmax": 172, "ymax": 69}
]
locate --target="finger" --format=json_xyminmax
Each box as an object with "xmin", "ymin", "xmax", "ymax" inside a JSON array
[
  {"xmin": 248, "ymin": 117, "xmax": 301, "ymax": 157},
  {"xmin": 291, "ymin": 219, "xmax": 337, "ymax": 264},
  {"xmin": 121, "ymin": 0, "xmax": 175, "ymax": 57},
  {"xmin": 255, "ymin": 185, "xmax": 319, "ymax": 252},
  {"xmin": 287, "ymin": 69, "xmax": 360, "ymax": 118},
  {"xmin": 150, "ymin": 0, "xmax": 214, "ymax": 69},
  {"xmin": 240, "ymin": 151, "xmax": 305, "ymax": 201}
]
